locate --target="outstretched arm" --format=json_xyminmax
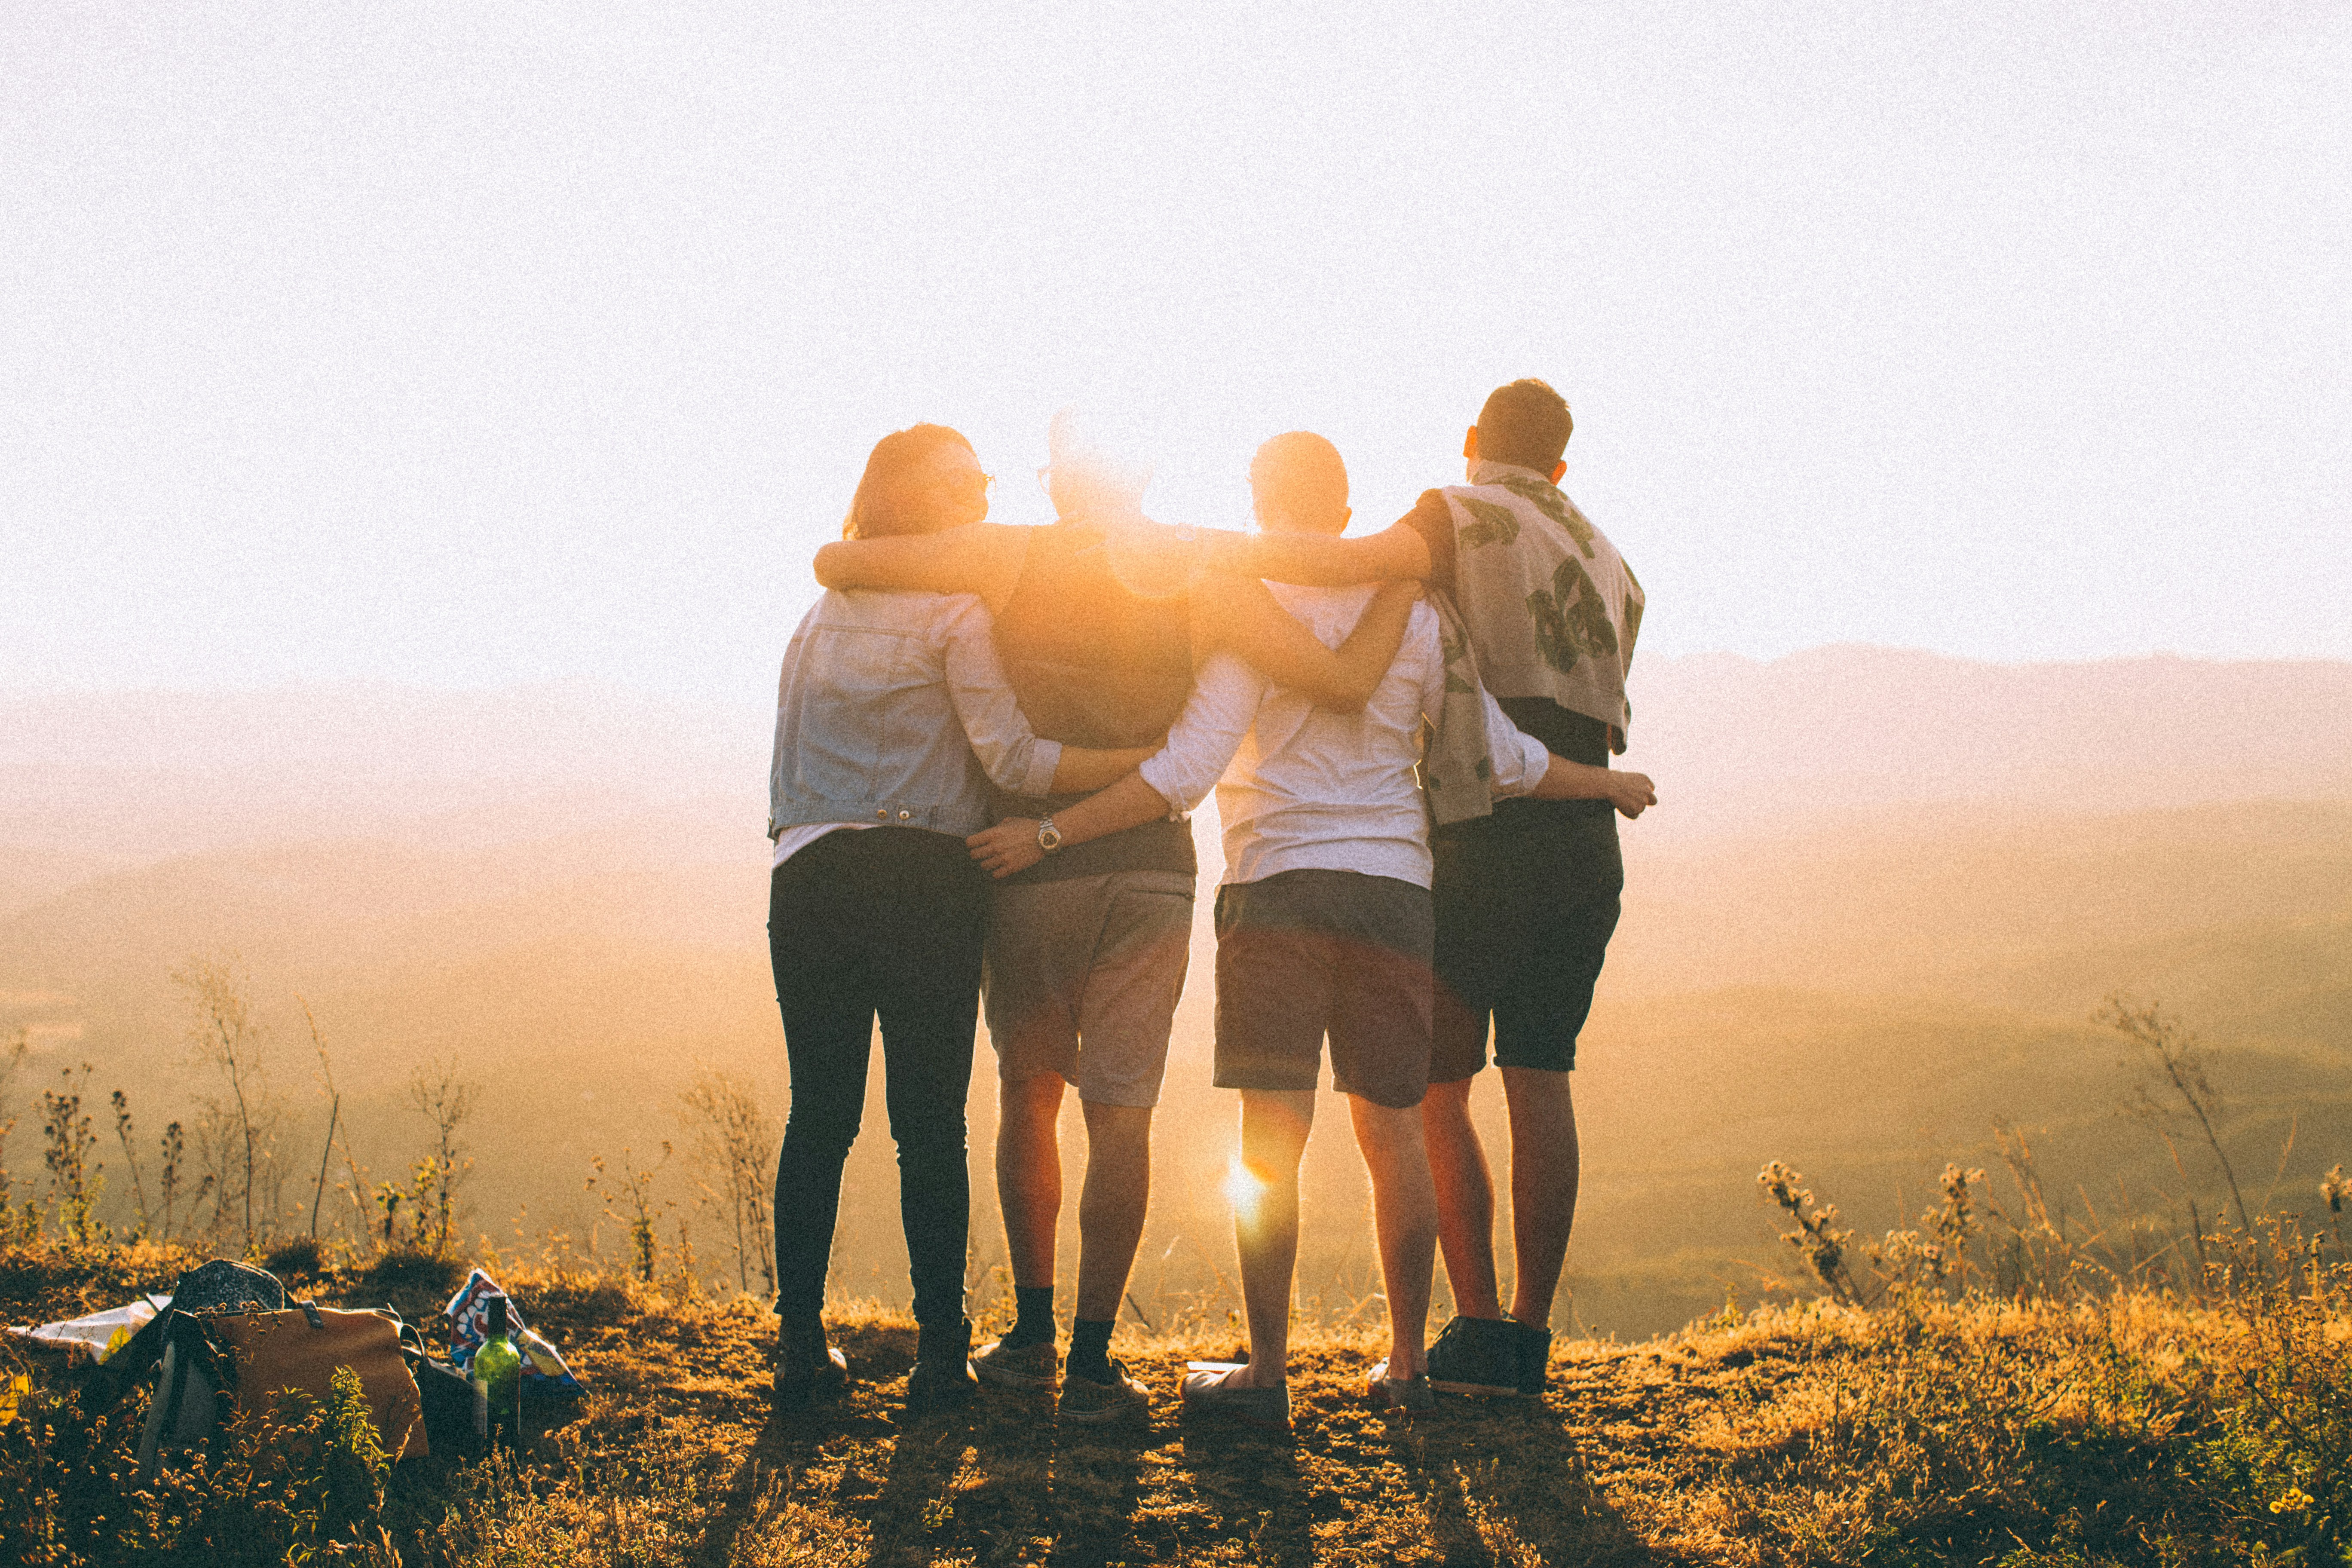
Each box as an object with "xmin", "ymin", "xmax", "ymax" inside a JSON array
[
  {"xmin": 1050, "ymin": 744, "xmax": 1163, "ymax": 794},
  {"xmin": 1200, "ymin": 520, "xmax": 1432, "ymax": 587},
  {"xmin": 1462, "ymin": 668, "xmax": 1657, "ymax": 820},
  {"xmin": 1190, "ymin": 576, "xmax": 1418, "ymax": 711},
  {"xmin": 968, "ymin": 653, "xmax": 1259, "ymax": 879},
  {"xmin": 967, "ymin": 774, "xmax": 1173, "ymax": 879},
  {"xmin": 1530, "ymin": 757, "xmax": 1656, "ymax": 818},
  {"xmin": 814, "ymin": 522, "xmax": 1028, "ymax": 611}
]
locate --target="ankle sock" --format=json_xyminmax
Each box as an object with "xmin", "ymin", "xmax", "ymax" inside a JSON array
[
  {"xmin": 1003, "ymin": 1286, "xmax": 1056, "ymax": 1350},
  {"xmin": 1067, "ymin": 1317, "xmax": 1115, "ymax": 1382}
]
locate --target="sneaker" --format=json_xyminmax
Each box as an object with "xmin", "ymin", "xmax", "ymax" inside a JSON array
[
  {"xmin": 773, "ymin": 1316, "xmax": 848, "ymax": 1410},
  {"xmin": 907, "ymin": 1318, "xmax": 978, "ymax": 1412},
  {"xmin": 1367, "ymin": 1359, "xmax": 1435, "ymax": 1413},
  {"xmin": 1058, "ymin": 1357, "xmax": 1151, "ymax": 1425},
  {"xmin": 971, "ymin": 1335, "xmax": 1060, "ymax": 1390},
  {"xmin": 1510, "ymin": 1318, "xmax": 1553, "ymax": 1398},
  {"xmin": 1179, "ymin": 1363, "xmax": 1290, "ymax": 1431},
  {"xmin": 1424, "ymin": 1315, "xmax": 1522, "ymax": 1397}
]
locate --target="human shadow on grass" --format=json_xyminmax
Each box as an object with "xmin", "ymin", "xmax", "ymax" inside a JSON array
[
  {"xmin": 846, "ymin": 1393, "xmax": 1161, "ymax": 1568},
  {"xmin": 863, "ymin": 1401, "xmax": 995, "ymax": 1568},
  {"xmin": 1384, "ymin": 1394, "xmax": 1675, "ymax": 1568},
  {"xmin": 1177, "ymin": 1412, "xmax": 1313, "ymax": 1568},
  {"xmin": 692, "ymin": 1320, "xmax": 925, "ymax": 1565},
  {"xmin": 1032, "ymin": 1414, "xmax": 1157, "ymax": 1568}
]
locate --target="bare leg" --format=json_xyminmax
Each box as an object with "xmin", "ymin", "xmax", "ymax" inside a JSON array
[
  {"xmin": 996, "ymin": 1073, "xmax": 1067, "ymax": 1290},
  {"xmin": 1229, "ymin": 1090, "xmax": 1314, "ymax": 1388},
  {"xmin": 1421, "ymin": 1077, "xmax": 1504, "ymax": 1319},
  {"xmin": 1501, "ymin": 1066, "xmax": 1580, "ymax": 1327},
  {"xmin": 1073, "ymin": 1099, "xmax": 1155, "ymax": 1322},
  {"xmin": 1347, "ymin": 1094, "xmax": 1439, "ymax": 1378}
]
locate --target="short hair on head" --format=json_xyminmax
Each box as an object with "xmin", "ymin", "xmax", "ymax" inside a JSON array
[
  {"xmin": 843, "ymin": 423, "xmax": 974, "ymax": 539},
  {"xmin": 1475, "ymin": 378, "xmax": 1573, "ymax": 472},
  {"xmin": 1249, "ymin": 431, "xmax": 1349, "ymax": 532}
]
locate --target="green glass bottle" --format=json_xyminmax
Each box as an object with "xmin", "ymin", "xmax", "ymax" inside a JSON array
[{"xmin": 469, "ymin": 1295, "xmax": 525, "ymax": 1446}]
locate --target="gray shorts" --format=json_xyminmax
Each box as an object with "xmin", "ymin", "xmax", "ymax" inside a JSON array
[{"xmin": 982, "ymin": 870, "xmax": 1195, "ymax": 1108}]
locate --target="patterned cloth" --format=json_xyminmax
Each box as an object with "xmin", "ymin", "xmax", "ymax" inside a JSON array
[
  {"xmin": 1420, "ymin": 460, "xmax": 1644, "ymax": 825},
  {"xmin": 1441, "ymin": 460, "xmax": 1642, "ymax": 732},
  {"xmin": 446, "ymin": 1268, "xmax": 583, "ymax": 1399}
]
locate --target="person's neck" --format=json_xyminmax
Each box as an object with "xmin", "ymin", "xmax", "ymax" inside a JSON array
[{"xmin": 1469, "ymin": 457, "xmax": 1556, "ymax": 487}]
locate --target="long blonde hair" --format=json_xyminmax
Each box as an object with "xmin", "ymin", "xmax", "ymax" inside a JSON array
[{"xmin": 842, "ymin": 423, "xmax": 975, "ymax": 540}]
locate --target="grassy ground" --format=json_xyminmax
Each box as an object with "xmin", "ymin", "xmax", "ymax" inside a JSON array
[{"xmin": 3, "ymin": 1243, "xmax": 2350, "ymax": 1566}]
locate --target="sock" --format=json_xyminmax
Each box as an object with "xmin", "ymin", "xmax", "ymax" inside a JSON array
[
  {"xmin": 1067, "ymin": 1317, "xmax": 1115, "ymax": 1383},
  {"xmin": 1003, "ymin": 1285, "xmax": 1056, "ymax": 1350}
]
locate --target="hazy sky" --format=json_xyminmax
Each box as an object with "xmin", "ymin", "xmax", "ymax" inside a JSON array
[{"xmin": 7, "ymin": 3, "xmax": 2347, "ymax": 705}]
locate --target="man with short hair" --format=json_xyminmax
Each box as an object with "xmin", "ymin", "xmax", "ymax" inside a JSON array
[
  {"xmin": 812, "ymin": 411, "xmax": 1416, "ymax": 1423},
  {"xmin": 969, "ymin": 430, "xmax": 1651, "ymax": 1426},
  {"xmin": 1200, "ymin": 381, "xmax": 1650, "ymax": 1397}
]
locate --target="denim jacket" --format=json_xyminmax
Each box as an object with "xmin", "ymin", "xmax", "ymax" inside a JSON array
[{"xmin": 768, "ymin": 589, "xmax": 1064, "ymax": 841}]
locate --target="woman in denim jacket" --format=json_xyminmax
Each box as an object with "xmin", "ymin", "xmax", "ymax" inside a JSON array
[{"xmin": 766, "ymin": 424, "xmax": 1157, "ymax": 1412}]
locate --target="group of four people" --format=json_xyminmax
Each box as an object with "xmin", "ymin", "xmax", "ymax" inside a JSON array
[{"xmin": 763, "ymin": 377, "xmax": 1655, "ymax": 1429}]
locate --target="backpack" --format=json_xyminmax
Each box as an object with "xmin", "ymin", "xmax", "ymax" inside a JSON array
[
  {"xmin": 92, "ymin": 1259, "xmax": 431, "ymax": 1470},
  {"xmin": 87, "ymin": 1259, "xmax": 283, "ymax": 1418}
]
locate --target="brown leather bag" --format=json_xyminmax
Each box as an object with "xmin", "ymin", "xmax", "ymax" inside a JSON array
[{"xmin": 211, "ymin": 1303, "xmax": 428, "ymax": 1461}]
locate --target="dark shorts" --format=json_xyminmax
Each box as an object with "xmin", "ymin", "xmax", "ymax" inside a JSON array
[
  {"xmin": 1212, "ymin": 869, "xmax": 1435, "ymax": 1110},
  {"xmin": 1431, "ymin": 805, "xmax": 1623, "ymax": 1079}
]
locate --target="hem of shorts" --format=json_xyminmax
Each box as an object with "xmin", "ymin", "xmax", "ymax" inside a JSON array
[
  {"xmin": 1212, "ymin": 1071, "xmax": 1322, "ymax": 1096},
  {"xmin": 1071, "ymin": 1087, "xmax": 1164, "ymax": 1109},
  {"xmin": 1487, "ymin": 1055, "xmax": 1577, "ymax": 1074},
  {"xmin": 1216, "ymin": 1072, "xmax": 1430, "ymax": 1110},
  {"xmin": 1340, "ymin": 1084, "xmax": 1433, "ymax": 1109}
]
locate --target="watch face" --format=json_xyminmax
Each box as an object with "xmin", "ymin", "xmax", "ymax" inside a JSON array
[{"xmin": 1037, "ymin": 820, "xmax": 1063, "ymax": 851}]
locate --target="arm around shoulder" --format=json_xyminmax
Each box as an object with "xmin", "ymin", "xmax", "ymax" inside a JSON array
[
  {"xmin": 814, "ymin": 521, "xmax": 1026, "ymax": 606},
  {"xmin": 1204, "ymin": 520, "xmax": 1431, "ymax": 587},
  {"xmin": 1194, "ymin": 576, "xmax": 1418, "ymax": 712}
]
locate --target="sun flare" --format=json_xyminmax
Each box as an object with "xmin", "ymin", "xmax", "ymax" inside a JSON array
[{"xmin": 1224, "ymin": 1155, "xmax": 1265, "ymax": 1223}]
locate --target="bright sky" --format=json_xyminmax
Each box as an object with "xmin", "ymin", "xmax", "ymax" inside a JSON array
[{"xmin": 7, "ymin": 3, "xmax": 2347, "ymax": 706}]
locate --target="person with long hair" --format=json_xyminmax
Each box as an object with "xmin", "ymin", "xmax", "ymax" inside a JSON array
[{"xmin": 766, "ymin": 422, "xmax": 1159, "ymax": 1412}]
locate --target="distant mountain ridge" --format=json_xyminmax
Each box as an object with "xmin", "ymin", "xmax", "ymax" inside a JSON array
[
  {"xmin": 1626, "ymin": 646, "xmax": 2352, "ymax": 836},
  {"xmin": 3, "ymin": 648, "xmax": 2347, "ymax": 868}
]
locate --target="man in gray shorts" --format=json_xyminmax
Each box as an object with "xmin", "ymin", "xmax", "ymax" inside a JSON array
[{"xmin": 974, "ymin": 432, "xmax": 1649, "ymax": 1425}]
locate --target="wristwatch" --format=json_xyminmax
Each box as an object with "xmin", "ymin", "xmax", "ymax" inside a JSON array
[{"xmin": 1035, "ymin": 816, "xmax": 1063, "ymax": 854}]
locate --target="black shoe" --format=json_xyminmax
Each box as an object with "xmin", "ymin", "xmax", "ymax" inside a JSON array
[
  {"xmin": 1510, "ymin": 1317, "xmax": 1553, "ymax": 1398},
  {"xmin": 908, "ymin": 1317, "xmax": 979, "ymax": 1412},
  {"xmin": 1424, "ymin": 1315, "xmax": 1522, "ymax": 1396},
  {"xmin": 774, "ymin": 1314, "xmax": 848, "ymax": 1410}
]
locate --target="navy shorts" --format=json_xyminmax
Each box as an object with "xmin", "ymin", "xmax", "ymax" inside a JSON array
[{"xmin": 1430, "ymin": 805, "xmax": 1622, "ymax": 1079}]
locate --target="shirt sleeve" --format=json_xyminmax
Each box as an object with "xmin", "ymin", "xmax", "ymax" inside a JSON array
[
  {"xmin": 939, "ymin": 597, "xmax": 1063, "ymax": 797},
  {"xmin": 1476, "ymin": 684, "xmax": 1553, "ymax": 799},
  {"xmin": 1401, "ymin": 490, "xmax": 1456, "ymax": 596},
  {"xmin": 1136, "ymin": 653, "xmax": 1261, "ymax": 814}
]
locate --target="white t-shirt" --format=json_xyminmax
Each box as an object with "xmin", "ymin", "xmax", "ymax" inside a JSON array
[
  {"xmin": 771, "ymin": 821, "xmax": 874, "ymax": 870},
  {"xmin": 1136, "ymin": 585, "xmax": 1550, "ymax": 890}
]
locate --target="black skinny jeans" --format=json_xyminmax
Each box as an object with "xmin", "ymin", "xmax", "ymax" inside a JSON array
[{"xmin": 769, "ymin": 826, "xmax": 989, "ymax": 1327}]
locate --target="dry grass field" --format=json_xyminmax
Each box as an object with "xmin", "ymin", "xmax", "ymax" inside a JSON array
[{"xmin": 4, "ymin": 1239, "xmax": 2349, "ymax": 1568}]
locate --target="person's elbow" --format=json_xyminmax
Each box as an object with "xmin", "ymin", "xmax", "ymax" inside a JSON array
[{"xmin": 812, "ymin": 542, "xmax": 848, "ymax": 588}]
